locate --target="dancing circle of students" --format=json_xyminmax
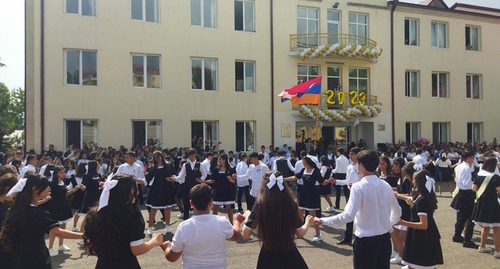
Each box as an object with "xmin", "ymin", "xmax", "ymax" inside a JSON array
[{"xmin": 1, "ymin": 140, "xmax": 500, "ymax": 268}]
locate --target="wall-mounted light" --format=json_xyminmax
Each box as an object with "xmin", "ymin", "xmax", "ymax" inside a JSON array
[{"xmin": 333, "ymin": 2, "xmax": 339, "ymax": 8}]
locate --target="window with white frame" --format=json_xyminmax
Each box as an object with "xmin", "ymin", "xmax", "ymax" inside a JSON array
[
  {"xmin": 432, "ymin": 72, "xmax": 447, "ymax": 98},
  {"xmin": 132, "ymin": 120, "xmax": 162, "ymax": 147},
  {"xmin": 191, "ymin": 121, "xmax": 219, "ymax": 151},
  {"xmin": 191, "ymin": 0, "xmax": 217, "ymax": 28},
  {"xmin": 132, "ymin": 55, "xmax": 160, "ymax": 88},
  {"xmin": 348, "ymin": 13, "xmax": 368, "ymax": 45},
  {"xmin": 192, "ymin": 58, "xmax": 217, "ymax": 91},
  {"xmin": 405, "ymin": 71, "xmax": 419, "ymax": 97},
  {"xmin": 349, "ymin": 68, "xmax": 368, "ymax": 96},
  {"xmin": 406, "ymin": 122, "xmax": 421, "ymax": 143},
  {"xmin": 467, "ymin": 123, "xmax": 482, "ymax": 143},
  {"xmin": 433, "ymin": 122, "xmax": 450, "ymax": 143},
  {"xmin": 431, "ymin": 22, "xmax": 447, "ymax": 48},
  {"xmin": 466, "ymin": 74, "xmax": 481, "ymax": 99},
  {"xmin": 66, "ymin": 120, "xmax": 98, "ymax": 148},
  {"xmin": 234, "ymin": 0, "xmax": 254, "ymax": 31},
  {"xmin": 326, "ymin": 66, "xmax": 341, "ymax": 108},
  {"xmin": 236, "ymin": 121, "xmax": 255, "ymax": 151},
  {"xmin": 327, "ymin": 11, "xmax": 340, "ymax": 44},
  {"xmin": 131, "ymin": 0, "xmax": 159, "ymax": 22},
  {"xmin": 297, "ymin": 65, "xmax": 319, "ymax": 84},
  {"xmin": 66, "ymin": 0, "xmax": 96, "ymax": 16},
  {"xmin": 65, "ymin": 50, "xmax": 97, "ymax": 86},
  {"xmin": 235, "ymin": 61, "xmax": 255, "ymax": 92},
  {"xmin": 297, "ymin": 7, "xmax": 319, "ymax": 47},
  {"xmin": 404, "ymin": 18, "xmax": 418, "ymax": 46},
  {"xmin": 465, "ymin": 26, "xmax": 480, "ymax": 51}
]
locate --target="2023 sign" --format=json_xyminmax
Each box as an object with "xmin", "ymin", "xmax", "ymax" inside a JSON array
[{"xmin": 325, "ymin": 90, "xmax": 367, "ymax": 106}]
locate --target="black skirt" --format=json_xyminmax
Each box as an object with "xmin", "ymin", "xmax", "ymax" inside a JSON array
[
  {"xmin": 213, "ymin": 171, "xmax": 236, "ymax": 205},
  {"xmin": 438, "ymin": 167, "xmax": 453, "ymax": 182},
  {"xmin": 146, "ymin": 167, "xmax": 176, "ymax": 209},
  {"xmin": 319, "ymin": 184, "xmax": 331, "ymax": 195},
  {"xmin": 256, "ymin": 247, "xmax": 308, "ymax": 269},
  {"xmin": 298, "ymin": 185, "xmax": 320, "ymax": 210},
  {"xmin": 472, "ymin": 175, "xmax": 500, "ymax": 226}
]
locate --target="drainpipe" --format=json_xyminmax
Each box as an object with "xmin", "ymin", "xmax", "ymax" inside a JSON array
[
  {"xmin": 40, "ymin": 0, "xmax": 45, "ymax": 152},
  {"xmin": 390, "ymin": 0, "xmax": 398, "ymax": 145},
  {"xmin": 270, "ymin": 0, "xmax": 275, "ymax": 146},
  {"xmin": 24, "ymin": 0, "xmax": 27, "ymax": 152}
]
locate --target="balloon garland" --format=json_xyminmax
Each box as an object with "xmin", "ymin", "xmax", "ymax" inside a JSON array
[
  {"xmin": 299, "ymin": 43, "xmax": 383, "ymax": 61},
  {"xmin": 298, "ymin": 103, "xmax": 382, "ymax": 123}
]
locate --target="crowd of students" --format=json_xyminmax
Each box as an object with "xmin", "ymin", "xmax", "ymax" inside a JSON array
[{"xmin": 0, "ymin": 138, "xmax": 499, "ymax": 269}]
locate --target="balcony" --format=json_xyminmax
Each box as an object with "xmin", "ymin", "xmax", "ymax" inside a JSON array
[{"xmin": 289, "ymin": 33, "xmax": 383, "ymax": 62}]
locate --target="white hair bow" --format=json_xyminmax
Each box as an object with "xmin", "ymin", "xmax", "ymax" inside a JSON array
[
  {"xmin": 425, "ymin": 175, "xmax": 435, "ymax": 193},
  {"xmin": 267, "ymin": 174, "xmax": 284, "ymax": 191},
  {"xmin": 97, "ymin": 180, "xmax": 119, "ymax": 212},
  {"xmin": 7, "ymin": 178, "xmax": 27, "ymax": 198},
  {"xmin": 413, "ymin": 163, "xmax": 423, "ymax": 171}
]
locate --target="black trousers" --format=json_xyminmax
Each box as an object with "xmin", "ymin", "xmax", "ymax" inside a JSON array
[
  {"xmin": 237, "ymin": 186, "xmax": 251, "ymax": 211},
  {"xmin": 344, "ymin": 221, "xmax": 354, "ymax": 242},
  {"xmin": 335, "ymin": 185, "xmax": 350, "ymax": 208},
  {"xmin": 353, "ymin": 233, "xmax": 391, "ymax": 269},
  {"xmin": 137, "ymin": 184, "xmax": 144, "ymax": 204},
  {"xmin": 182, "ymin": 195, "xmax": 192, "ymax": 220},
  {"xmin": 454, "ymin": 190, "xmax": 475, "ymax": 241},
  {"xmin": 247, "ymin": 195, "xmax": 256, "ymax": 211}
]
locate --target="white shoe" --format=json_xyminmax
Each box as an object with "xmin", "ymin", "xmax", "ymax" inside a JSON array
[
  {"xmin": 177, "ymin": 214, "xmax": 183, "ymax": 219},
  {"xmin": 312, "ymin": 235, "xmax": 323, "ymax": 243},
  {"xmin": 461, "ymin": 233, "xmax": 478, "ymax": 240},
  {"xmin": 478, "ymin": 246, "xmax": 493, "ymax": 253},
  {"xmin": 147, "ymin": 227, "xmax": 153, "ymax": 236},
  {"xmin": 494, "ymin": 251, "xmax": 500, "ymax": 259},
  {"xmin": 76, "ymin": 239, "xmax": 84, "ymax": 246},
  {"xmin": 327, "ymin": 206, "xmax": 335, "ymax": 212},
  {"xmin": 58, "ymin": 244, "xmax": 71, "ymax": 251},
  {"xmin": 165, "ymin": 225, "xmax": 171, "ymax": 234},
  {"xmin": 71, "ymin": 227, "xmax": 78, "ymax": 232},
  {"xmin": 401, "ymin": 266, "xmax": 408, "ymax": 269},
  {"xmin": 189, "ymin": 210, "xmax": 194, "ymax": 215},
  {"xmin": 390, "ymin": 255, "xmax": 402, "ymax": 264},
  {"xmin": 49, "ymin": 248, "xmax": 58, "ymax": 257},
  {"xmin": 391, "ymin": 250, "xmax": 397, "ymax": 259}
]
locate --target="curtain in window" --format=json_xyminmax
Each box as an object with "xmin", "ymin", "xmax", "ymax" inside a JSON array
[
  {"xmin": 431, "ymin": 23, "xmax": 437, "ymax": 47},
  {"xmin": 203, "ymin": 0, "xmax": 215, "ymax": 28},
  {"xmin": 438, "ymin": 23, "xmax": 446, "ymax": 48},
  {"xmin": 470, "ymin": 27, "xmax": 478, "ymax": 51}
]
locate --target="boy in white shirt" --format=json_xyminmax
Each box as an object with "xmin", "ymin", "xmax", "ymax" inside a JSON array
[{"xmin": 162, "ymin": 184, "xmax": 244, "ymax": 269}]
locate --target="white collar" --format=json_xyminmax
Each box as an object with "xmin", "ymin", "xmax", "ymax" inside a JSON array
[{"xmin": 478, "ymin": 170, "xmax": 493, "ymax": 176}]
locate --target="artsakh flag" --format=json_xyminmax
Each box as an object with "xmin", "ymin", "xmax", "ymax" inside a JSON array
[{"xmin": 279, "ymin": 76, "xmax": 322, "ymax": 105}]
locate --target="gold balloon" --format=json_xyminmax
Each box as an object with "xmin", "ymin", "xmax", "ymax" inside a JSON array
[
  {"xmin": 346, "ymin": 115, "xmax": 352, "ymax": 119},
  {"xmin": 301, "ymin": 56, "xmax": 305, "ymax": 60},
  {"xmin": 362, "ymin": 112, "xmax": 368, "ymax": 116},
  {"xmin": 380, "ymin": 48, "xmax": 383, "ymax": 52},
  {"xmin": 300, "ymin": 49, "xmax": 304, "ymax": 53}
]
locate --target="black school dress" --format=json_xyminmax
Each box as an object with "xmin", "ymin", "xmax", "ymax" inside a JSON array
[
  {"xmin": 245, "ymin": 204, "xmax": 308, "ymax": 269},
  {"xmin": 213, "ymin": 167, "xmax": 237, "ymax": 205},
  {"xmin": 296, "ymin": 168, "xmax": 324, "ymax": 211},
  {"xmin": 95, "ymin": 206, "xmax": 145, "ymax": 269},
  {"xmin": 402, "ymin": 196, "xmax": 443, "ymax": 268},
  {"xmin": 146, "ymin": 165, "xmax": 176, "ymax": 209},
  {"xmin": 319, "ymin": 167, "xmax": 332, "ymax": 195},
  {"xmin": 472, "ymin": 174, "xmax": 500, "ymax": 227},
  {"xmin": 70, "ymin": 176, "xmax": 85, "ymax": 209},
  {"xmin": 9, "ymin": 205, "xmax": 60, "ymax": 269},
  {"xmin": 397, "ymin": 177, "xmax": 412, "ymax": 222},
  {"xmin": 44, "ymin": 180, "xmax": 73, "ymax": 223},
  {"xmin": 79, "ymin": 175, "xmax": 102, "ymax": 215}
]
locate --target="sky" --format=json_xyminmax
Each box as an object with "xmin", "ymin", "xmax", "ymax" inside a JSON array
[{"xmin": 1, "ymin": 0, "xmax": 500, "ymax": 90}]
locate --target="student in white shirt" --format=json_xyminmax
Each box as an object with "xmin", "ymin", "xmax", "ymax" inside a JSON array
[
  {"xmin": 332, "ymin": 148, "xmax": 349, "ymax": 209},
  {"xmin": 117, "ymin": 151, "xmax": 147, "ymax": 204},
  {"xmin": 18, "ymin": 155, "xmax": 38, "ymax": 179},
  {"xmin": 315, "ymin": 150, "xmax": 401, "ymax": 269},
  {"xmin": 260, "ymin": 145, "xmax": 270, "ymax": 166},
  {"xmin": 162, "ymin": 184, "xmax": 243, "ymax": 269},
  {"xmin": 39, "ymin": 155, "xmax": 53, "ymax": 176},
  {"xmin": 271, "ymin": 151, "xmax": 295, "ymax": 177},
  {"xmin": 237, "ymin": 152, "xmax": 269, "ymax": 210},
  {"xmin": 200, "ymin": 153, "xmax": 213, "ymax": 181},
  {"xmin": 236, "ymin": 154, "xmax": 250, "ymax": 212}
]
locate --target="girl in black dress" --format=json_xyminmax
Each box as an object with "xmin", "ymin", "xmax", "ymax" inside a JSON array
[
  {"xmin": 44, "ymin": 166, "xmax": 82, "ymax": 257},
  {"xmin": 0, "ymin": 168, "xmax": 18, "ymax": 269},
  {"xmin": 70, "ymin": 162, "xmax": 87, "ymax": 232},
  {"xmin": 398, "ymin": 170, "xmax": 443, "ymax": 268},
  {"xmin": 319, "ymin": 156, "xmax": 334, "ymax": 212},
  {"xmin": 64, "ymin": 159, "xmax": 76, "ymax": 186},
  {"xmin": 212, "ymin": 154, "xmax": 237, "ymax": 224},
  {"xmin": 146, "ymin": 151, "xmax": 176, "ymax": 236},
  {"xmin": 83, "ymin": 174, "xmax": 163, "ymax": 269},
  {"xmin": 76, "ymin": 160, "xmax": 102, "ymax": 245},
  {"xmin": 0, "ymin": 174, "xmax": 82, "ymax": 269},
  {"xmin": 241, "ymin": 171, "xmax": 314, "ymax": 269}
]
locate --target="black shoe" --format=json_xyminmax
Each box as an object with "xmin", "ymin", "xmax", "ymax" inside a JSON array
[
  {"xmin": 463, "ymin": 240, "xmax": 478, "ymax": 249},
  {"xmin": 337, "ymin": 238, "xmax": 352, "ymax": 245},
  {"xmin": 452, "ymin": 235, "xmax": 464, "ymax": 243}
]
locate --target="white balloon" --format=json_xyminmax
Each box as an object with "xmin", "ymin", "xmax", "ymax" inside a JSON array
[
  {"xmin": 300, "ymin": 52, "xmax": 305, "ymax": 57},
  {"xmin": 311, "ymin": 53, "xmax": 316, "ymax": 57}
]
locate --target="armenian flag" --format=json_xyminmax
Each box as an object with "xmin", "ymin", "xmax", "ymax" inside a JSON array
[{"xmin": 279, "ymin": 76, "xmax": 322, "ymax": 105}]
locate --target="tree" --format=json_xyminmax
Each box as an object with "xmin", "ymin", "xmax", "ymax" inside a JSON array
[
  {"xmin": 0, "ymin": 82, "xmax": 15, "ymax": 151},
  {"xmin": 9, "ymin": 87, "xmax": 25, "ymax": 130}
]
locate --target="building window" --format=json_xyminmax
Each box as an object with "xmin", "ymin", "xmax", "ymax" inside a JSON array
[
  {"xmin": 327, "ymin": 11, "xmax": 340, "ymax": 44},
  {"xmin": 431, "ymin": 22, "xmax": 447, "ymax": 48},
  {"xmin": 65, "ymin": 120, "xmax": 98, "ymax": 148},
  {"xmin": 467, "ymin": 123, "xmax": 482, "ymax": 143},
  {"xmin": 349, "ymin": 68, "xmax": 368, "ymax": 96},
  {"xmin": 234, "ymin": 0, "xmax": 254, "ymax": 32},
  {"xmin": 466, "ymin": 74, "xmax": 481, "ymax": 99},
  {"xmin": 348, "ymin": 13, "xmax": 368, "ymax": 45},
  {"xmin": 405, "ymin": 71, "xmax": 419, "ymax": 97},
  {"xmin": 405, "ymin": 122, "xmax": 420, "ymax": 144},
  {"xmin": 132, "ymin": 55, "xmax": 160, "ymax": 88},
  {"xmin": 432, "ymin": 122, "xmax": 450, "ymax": 143},
  {"xmin": 235, "ymin": 61, "xmax": 255, "ymax": 92},
  {"xmin": 131, "ymin": 0, "xmax": 160, "ymax": 22},
  {"xmin": 192, "ymin": 58, "xmax": 217, "ymax": 91},
  {"xmin": 297, "ymin": 65, "xmax": 319, "ymax": 84},
  {"xmin": 65, "ymin": 50, "xmax": 97, "ymax": 86},
  {"xmin": 326, "ymin": 66, "xmax": 341, "ymax": 108},
  {"xmin": 431, "ymin": 72, "xmax": 447, "ymax": 98},
  {"xmin": 191, "ymin": 121, "xmax": 219, "ymax": 151},
  {"xmin": 465, "ymin": 26, "xmax": 480, "ymax": 51},
  {"xmin": 297, "ymin": 7, "xmax": 319, "ymax": 47},
  {"xmin": 132, "ymin": 120, "xmax": 162, "ymax": 147},
  {"xmin": 66, "ymin": 0, "xmax": 96, "ymax": 16},
  {"xmin": 236, "ymin": 121, "xmax": 255, "ymax": 151},
  {"xmin": 404, "ymin": 18, "xmax": 418, "ymax": 46},
  {"xmin": 191, "ymin": 0, "xmax": 217, "ymax": 28}
]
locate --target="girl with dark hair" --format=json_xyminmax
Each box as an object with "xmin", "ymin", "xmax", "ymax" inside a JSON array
[
  {"xmin": 398, "ymin": 170, "xmax": 443, "ymax": 268},
  {"xmin": 64, "ymin": 159, "xmax": 76, "ymax": 186},
  {"xmin": 242, "ymin": 171, "xmax": 313, "ymax": 269},
  {"xmin": 377, "ymin": 156, "xmax": 392, "ymax": 180},
  {"xmin": 83, "ymin": 174, "xmax": 163, "ymax": 269},
  {"xmin": 42, "ymin": 164, "xmax": 55, "ymax": 181},
  {"xmin": 285, "ymin": 156, "xmax": 331, "ymax": 242},
  {"xmin": 76, "ymin": 160, "xmax": 102, "ymax": 244},
  {"xmin": 0, "ymin": 174, "xmax": 82, "ymax": 269},
  {"xmin": 45, "ymin": 166, "xmax": 81, "ymax": 257},
  {"xmin": 146, "ymin": 151, "xmax": 176, "ymax": 236},
  {"xmin": 319, "ymin": 156, "xmax": 334, "ymax": 212},
  {"xmin": 435, "ymin": 151, "xmax": 456, "ymax": 197},
  {"xmin": 212, "ymin": 154, "xmax": 237, "ymax": 223},
  {"xmin": 70, "ymin": 162, "xmax": 87, "ymax": 231},
  {"xmin": 0, "ymin": 172, "xmax": 17, "ymax": 226}
]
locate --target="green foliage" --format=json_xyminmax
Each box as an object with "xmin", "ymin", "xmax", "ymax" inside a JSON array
[
  {"xmin": 9, "ymin": 87, "xmax": 25, "ymax": 130},
  {"xmin": 0, "ymin": 82, "xmax": 25, "ymax": 152}
]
